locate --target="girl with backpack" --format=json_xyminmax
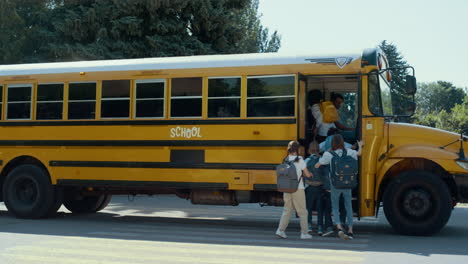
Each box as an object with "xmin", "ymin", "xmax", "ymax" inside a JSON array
[
  {"xmin": 276, "ymin": 141, "xmax": 313, "ymax": 240},
  {"xmin": 315, "ymin": 134, "xmax": 363, "ymax": 240}
]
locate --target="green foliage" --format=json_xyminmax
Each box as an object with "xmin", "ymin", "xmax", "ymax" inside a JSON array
[
  {"xmin": 379, "ymin": 40, "xmax": 412, "ymax": 117},
  {"xmin": 378, "ymin": 41, "xmax": 466, "ymax": 133},
  {"xmin": 0, "ymin": 0, "xmax": 26, "ymax": 63},
  {"xmin": 0, "ymin": 0, "xmax": 281, "ymax": 63},
  {"xmin": 413, "ymin": 83, "xmax": 467, "ymax": 133},
  {"xmin": 415, "ymin": 81, "xmax": 465, "ymax": 115}
]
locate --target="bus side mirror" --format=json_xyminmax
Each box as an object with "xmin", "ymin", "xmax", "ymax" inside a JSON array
[
  {"xmin": 405, "ymin": 75, "xmax": 417, "ymax": 94},
  {"xmin": 406, "ymin": 101, "xmax": 416, "ymax": 115}
]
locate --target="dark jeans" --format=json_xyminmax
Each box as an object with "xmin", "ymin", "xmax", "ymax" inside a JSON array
[
  {"xmin": 306, "ymin": 186, "xmax": 333, "ymax": 229},
  {"xmin": 305, "ymin": 185, "xmax": 322, "ymax": 227},
  {"xmin": 321, "ymin": 190, "xmax": 333, "ymax": 229}
]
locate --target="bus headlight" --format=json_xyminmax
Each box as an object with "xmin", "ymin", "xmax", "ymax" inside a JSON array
[{"xmin": 456, "ymin": 160, "xmax": 468, "ymax": 170}]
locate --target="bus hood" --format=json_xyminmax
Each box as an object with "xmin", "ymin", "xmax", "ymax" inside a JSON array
[{"xmin": 387, "ymin": 123, "xmax": 467, "ymax": 161}]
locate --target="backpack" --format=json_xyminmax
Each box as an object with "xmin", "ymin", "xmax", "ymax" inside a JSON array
[
  {"xmin": 330, "ymin": 149, "xmax": 358, "ymax": 189},
  {"xmin": 276, "ymin": 157, "xmax": 302, "ymax": 193},
  {"xmin": 304, "ymin": 155, "xmax": 323, "ymax": 186},
  {"xmin": 320, "ymin": 101, "xmax": 339, "ymax": 123}
]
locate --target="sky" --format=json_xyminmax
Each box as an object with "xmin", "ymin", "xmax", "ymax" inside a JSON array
[{"xmin": 258, "ymin": 0, "xmax": 468, "ymax": 89}]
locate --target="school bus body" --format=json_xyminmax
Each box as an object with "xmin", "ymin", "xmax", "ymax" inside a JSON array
[{"xmin": 0, "ymin": 50, "xmax": 466, "ymax": 235}]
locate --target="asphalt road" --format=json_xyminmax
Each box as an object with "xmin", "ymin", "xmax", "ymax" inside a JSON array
[{"xmin": 1, "ymin": 195, "xmax": 467, "ymax": 264}]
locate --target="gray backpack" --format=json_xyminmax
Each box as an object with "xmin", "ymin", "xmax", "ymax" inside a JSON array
[
  {"xmin": 276, "ymin": 156, "xmax": 302, "ymax": 193},
  {"xmin": 330, "ymin": 149, "xmax": 358, "ymax": 189}
]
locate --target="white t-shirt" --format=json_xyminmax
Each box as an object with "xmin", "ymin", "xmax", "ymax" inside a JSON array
[
  {"xmin": 318, "ymin": 148, "xmax": 358, "ymax": 165},
  {"xmin": 287, "ymin": 155, "xmax": 306, "ymax": 189},
  {"xmin": 311, "ymin": 104, "xmax": 336, "ymax": 137}
]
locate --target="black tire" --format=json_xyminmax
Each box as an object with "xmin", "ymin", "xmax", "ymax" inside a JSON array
[
  {"xmin": 383, "ymin": 170, "xmax": 452, "ymax": 235},
  {"xmin": 2, "ymin": 164, "xmax": 55, "ymax": 219},
  {"xmin": 63, "ymin": 191, "xmax": 109, "ymax": 214},
  {"xmin": 95, "ymin": 194, "xmax": 112, "ymax": 212},
  {"xmin": 46, "ymin": 186, "xmax": 64, "ymax": 217}
]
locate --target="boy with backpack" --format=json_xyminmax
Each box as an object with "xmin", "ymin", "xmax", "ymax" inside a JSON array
[
  {"xmin": 275, "ymin": 141, "xmax": 313, "ymax": 240},
  {"xmin": 304, "ymin": 141, "xmax": 333, "ymax": 236},
  {"xmin": 315, "ymin": 134, "xmax": 363, "ymax": 240}
]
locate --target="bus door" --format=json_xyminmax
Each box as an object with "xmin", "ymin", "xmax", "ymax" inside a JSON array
[{"xmin": 297, "ymin": 74, "xmax": 308, "ymax": 149}]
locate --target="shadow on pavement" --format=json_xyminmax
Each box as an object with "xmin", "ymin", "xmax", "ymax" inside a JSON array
[{"xmin": 1, "ymin": 196, "xmax": 467, "ymax": 256}]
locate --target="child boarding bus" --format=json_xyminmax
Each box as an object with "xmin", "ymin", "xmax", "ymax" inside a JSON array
[{"xmin": 0, "ymin": 48, "xmax": 466, "ymax": 235}]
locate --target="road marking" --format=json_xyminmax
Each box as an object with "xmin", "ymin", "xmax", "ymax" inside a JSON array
[{"xmin": 1, "ymin": 237, "xmax": 365, "ymax": 264}]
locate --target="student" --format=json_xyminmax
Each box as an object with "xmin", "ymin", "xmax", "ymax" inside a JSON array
[
  {"xmin": 304, "ymin": 141, "xmax": 331, "ymax": 236},
  {"xmin": 311, "ymin": 92, "xmax": 355, "ymax": 143},
  {"xmin": 330, "ymin": 93, "xmax": 355, "ymax": 142},
  {"xmin": 315, "ymin": 134, "xmax": 363, "ymax": 240},
  {"xmin": 307, "ymin": 89, "xmax": 323, "ymax": 140},
  {"xmin": 276, "ymin": 141, "xmax": 313, "ymax": 240}
]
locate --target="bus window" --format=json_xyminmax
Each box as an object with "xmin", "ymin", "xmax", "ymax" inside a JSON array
[
  {"xmin": 68, "ymin": 82, "xmax": 96, "ymax": 120},
  {"xmin": 101, "ymin": 80, "xmax": 130, "ymax": 119},
  {"xmin": 246, "ymin": 75, "xmax": 295, "ymax": 117},
  {"xmin": 37, "ymin": 83, "xmax": 64, "ymax": 120},
  {"xmin": 368, "ymin": 73, "xmax": 383, "ymax": 116},
  {"xmin": 208, "ymin": 77, "xmax": 241, "ymax": 118},
  {"xmin": 338, "ymin": 92, "xmax": 357, "ymax": 128},
  {"xmin": 379, "ymin": 73, "xmax": 393, "ymax": 116},
  {"xmin": 171, "ymin": 77, "xmax": 202, "ymax": 118},
  {"xmin": 7, "ymin": 84, "xmax": 32, "ymax": 120},
  {"xmin": 135, "ymin": 79, "xmax": 165, "ymax": 119}
]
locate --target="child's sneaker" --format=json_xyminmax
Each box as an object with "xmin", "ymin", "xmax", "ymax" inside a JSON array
[
  {"xmin": 347, "ymin": 232, "xmax": 354, "ymax": 240},
  {"xmin": 338, "ymin": 229, "xmax": 350, "ymax": 240},
  {"xmin": 322, "ymin": 227, "xmax": 334, "ymax": 237},
  {"xmin": 317, "ymin": 226, "xmax": 323, "ymax": 236},
  {"xmin": 300, "ymin": 233, "xmax": 313, "ymax": 239},
  {"xmin": 275, "ymin": 229, "xmax": 287, "ymax": 239}
]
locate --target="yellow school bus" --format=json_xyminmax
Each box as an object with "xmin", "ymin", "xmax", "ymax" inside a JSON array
[{"xmin": 0, "ymin": 48, "xmax": 466, "ymax": 235}]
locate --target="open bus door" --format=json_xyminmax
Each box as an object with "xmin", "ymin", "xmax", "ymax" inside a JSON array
[{"xmin": 298, "ymin": 74, "xmax": 308, "ymax": 153}]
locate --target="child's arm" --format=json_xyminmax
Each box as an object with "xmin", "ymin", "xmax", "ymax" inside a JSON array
[
  {"xmin": 303, "ymin": 167, "xmax": 313, "ymax": 178},
  {"xmin": 315, "ymin": 152, "xmax": 331, "ymax": 168},
  {"xmin": 356, "ymin": 140, "xmax": 364, "ymax": 156}
]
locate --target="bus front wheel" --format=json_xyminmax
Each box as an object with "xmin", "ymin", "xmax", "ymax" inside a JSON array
[
  {"xmin": 383, "ymin": 170, "xmax": 452, "ymax": 235},
  {"xmin": 2, "ymin": 164, "xmax": 56, "ymax": 219}
]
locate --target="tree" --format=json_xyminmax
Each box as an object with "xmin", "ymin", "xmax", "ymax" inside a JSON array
[
  {"xmin": 379, "ymin": 40, "xmax": 412, "ymax": 117},
  {"xmin": 413, "ymin": 83, "xmax": 467, "ymax": 133},
  {"xmin": 415, "ymin": 81, "xmax": 465, "ymax": 115},
  {"xmin": 0, "ymin": 0, "xmax": 26, "ymax": 64},
  {"xmin": 4, "ymin": 0, "xmax": 281, "ymax": 63}
]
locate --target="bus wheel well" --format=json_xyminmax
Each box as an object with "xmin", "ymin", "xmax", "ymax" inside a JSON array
[
  {"xmin": 0, "ymin": 156, "xmax": 50, "ymax": 201},
  {"xmin": 377, "ymin": 158, "xmax": 456, "ymax": 204}
]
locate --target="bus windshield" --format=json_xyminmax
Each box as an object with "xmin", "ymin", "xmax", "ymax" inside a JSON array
[{"xmin": 368, "ymin": 72, "xmax": 393, "ymax": 116}]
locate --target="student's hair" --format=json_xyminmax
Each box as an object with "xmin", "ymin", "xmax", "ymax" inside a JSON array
[
  {"xmin": 287, "ymin": 141, "xmax": 301, "ymax": 162},
  {"xmin": 331, "ymin": 134, "xmax": 345, "ymax": 151},
  {"xmin": 308, "ymin": 89, "xmax": 323, "ymax": 105},
  {"xmin": 331, "ymin": 92, "xmax": 344, "ymax": 102},
  {"xmin": 308, "ymin": 141, "xmax": 320, "ymax": 154}
]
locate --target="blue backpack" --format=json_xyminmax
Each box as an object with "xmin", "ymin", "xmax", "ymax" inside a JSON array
[
  {"xmin": 330, "ymin": 149, "xmax": 358, "ymax": 189},
  {"xmin": 304, "ymin": 155, "xmax": 324, "ymax": 186}
]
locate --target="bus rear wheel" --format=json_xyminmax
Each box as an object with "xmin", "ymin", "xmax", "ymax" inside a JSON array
[
  {"xmin": 2, "ymin": 164, "xmax": 56, "ymax": 219},
  {"xmin": 383, "ymin": 170, "xmax": 452, "ymax": 235},
  {"xmin": 63, "ymin": 192, "xmax": 112, "ymax": 214}
]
